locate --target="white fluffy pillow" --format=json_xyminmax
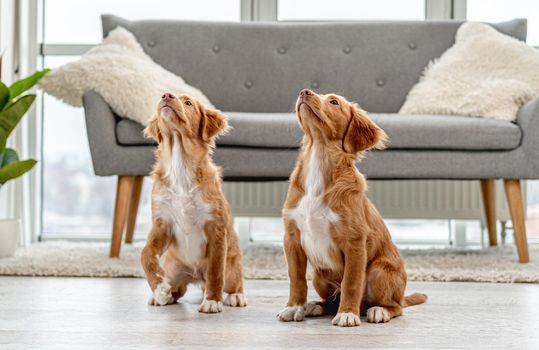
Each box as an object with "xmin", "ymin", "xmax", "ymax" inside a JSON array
[
  {"xmin": 399, "ymin": 22, "xmax": 539, "ymax": 121},
  {"xmin": 39, "ymin": 27, "xmax": 213, "ymax": 125}
]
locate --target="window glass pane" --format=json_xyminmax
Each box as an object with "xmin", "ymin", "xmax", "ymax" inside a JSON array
[
  {"xmin": 44, "ymin": 0, "xmax": 240, "ymax": 44},
  {"xmin": 278, "ymin": 0, "xmax": 425, "ymax": 21},
  {"xmin": 467, "ymin": 0, "xmax": 539, "ymax": 45},
  {"xmin": 41, "ymin": 56, "xmax": 153, "ymax": 238}
]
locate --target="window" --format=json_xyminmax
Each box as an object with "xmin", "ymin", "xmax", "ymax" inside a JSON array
[
  {"xmin": 278, "ymin": 0, "xmax": 425, "ymax": 21},
  {"xmin": 41, "ymin": 56, "xmax": 154, "ymax": 238},
  {"xmin": 467, "ymin": 0, "xmax": 539, "ymax": 45},
  {"xmin": 39, "ymin": 0, "xmax": 538, "ymax": 246},
  {"xmin": 467, "ymin": 0, "xmax": 539, "ymax": 241},
  {"xmin": 43, "ymin": 0, "xmax": 240, "ymax": 44},
  {"xmin": 40, "ymin": 1, "xmax": 240, "ymax": 238}
]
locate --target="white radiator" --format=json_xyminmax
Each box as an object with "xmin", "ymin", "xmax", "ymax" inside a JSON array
[{"xmin": 224, "ymin": 180, "xmax": 521, "ymax": 221}]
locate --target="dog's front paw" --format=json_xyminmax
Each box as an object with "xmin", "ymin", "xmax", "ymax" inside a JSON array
[
  {"xmin": 224, "ymin": 293, "xmax": 247, "ymax": 307},
  {"xmin": 366, "ymin": 306, "xmax": 391, "ymax": 323},
  {"xmin": 198, "ymin": 299, "xmax": 223, "ymax": 313},
  {"xmin": 149, "ymin": 281, "xmax": 174, "ymax": 306},
  {"xmin": 332, "ymin": 312, "xmax": 361, "ymax": 327},
  {"xmin": 276, "ymin": 305, "xmax": 305, "ymax": 322}
]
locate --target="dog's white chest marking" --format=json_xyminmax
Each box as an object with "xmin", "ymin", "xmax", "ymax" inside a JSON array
[
  {"xmin": 285, "ymin": 150, "xmax": 339, "ymax": 270},
  {"xmin": 155, "ymin": 136, "xmax": 212, "ymax": 265}
]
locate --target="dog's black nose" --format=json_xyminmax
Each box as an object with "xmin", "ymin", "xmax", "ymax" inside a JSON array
[
  {"xmin": 300, "ymin": 88, "xmax": 313, "ymax": 97},
  {"xmin": 162, "ymin": 92, "xmax": 175, "ymax": 101}
]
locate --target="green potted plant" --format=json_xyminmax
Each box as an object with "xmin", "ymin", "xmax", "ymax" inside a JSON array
[{"xmin": 0, "ymin": 69, "xmax": 49, "ymax": 258}]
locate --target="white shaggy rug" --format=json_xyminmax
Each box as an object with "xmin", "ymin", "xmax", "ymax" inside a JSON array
[{"xmin": 0, "ymin": 241, "xmax": 538, "ymax": 283}]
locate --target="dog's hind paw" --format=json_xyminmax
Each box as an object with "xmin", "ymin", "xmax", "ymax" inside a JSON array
[
  {"xmin": 277, "ymin": 305, "xmax": 305, "ymax": 322},
  {"xmin": 224, "ymin": 293, "xmax": 247, "ymax": 307},
  {"xmin": 332, "ymin": 312, "xmax": 361, "ymax": 327},
  {"xmin": 366, "ymin": 306, "xmax": 391, "ymax": 323},
  {"xmin": 305, "ymin": 301, "xmax": 325, "ymax": 317},
  {"xmin": 149, "ymin": 281, "xmax": 174, "ymax": 306},
  {"xmin": 198, "ymin": 299, "xmax": 223, "ymax": 313}
]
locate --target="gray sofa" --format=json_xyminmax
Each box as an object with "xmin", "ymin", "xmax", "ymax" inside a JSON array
[{"xmin": 84, "ymin": 15, "xmax": 533, "ymax": 262}]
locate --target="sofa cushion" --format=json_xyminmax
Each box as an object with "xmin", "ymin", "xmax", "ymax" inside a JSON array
[
  {"xmin": 116, "ymin": 118, "xmax": 153, "ymax": 145},
  {"xmin": 115, "ymin": 112, "xmax": 522, "ymax": 151},
  {"xmin": 371, "ymin": 114, "xmax": 522, "ymax": 151},
  {"xmin": 400, "ymin": 22, "xmax": 539, "ymax": 122}
]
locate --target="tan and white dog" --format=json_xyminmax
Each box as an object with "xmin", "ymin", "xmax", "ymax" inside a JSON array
[
  {"xmin": 141, "ymin": 92, "xmax": 246, "ymax": 313},
  {"xmin": 277, "ymin": 89, "xmax": 426, "ymax": 327}
]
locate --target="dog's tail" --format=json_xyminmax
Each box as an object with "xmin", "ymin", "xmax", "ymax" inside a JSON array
[{"xmin": 402, "ymin": 293, "xmax": 428, "ymax": 307}]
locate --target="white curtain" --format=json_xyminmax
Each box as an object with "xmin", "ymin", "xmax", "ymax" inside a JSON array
[{"xmin": 0, "ymin": 0, "xmax": 40, "ymax": 246}]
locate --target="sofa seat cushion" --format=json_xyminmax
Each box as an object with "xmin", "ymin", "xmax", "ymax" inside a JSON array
[
  {"xmin": 371, "ymin": 114, "xmax": 522, "ymax": 151},
  {"xmin": 116, "ymin": 112, "xmax": 522, "ymax": 151}
]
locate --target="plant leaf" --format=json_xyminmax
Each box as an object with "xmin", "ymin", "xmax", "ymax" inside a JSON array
[
  {"xmin": 8, "ymin": 68, "xmax": 50, "ymax": 100},
  {"xmin": 0, "ymin": 159, "xmax": 36, "ymax": 185},
  {"xmin": 0, "ymin": 94, "xmax": 35, "ymax": 138},
  {"xmin": 0, "ymin": 81, "xmax": 9, "ymax": 111},
  {"xmin": 0, "ymin": 129, "xmax": 6, "ymax": 155},
  {"xmin": 0, "ymin": 148, "xmax": 19, "ymax": 167}
]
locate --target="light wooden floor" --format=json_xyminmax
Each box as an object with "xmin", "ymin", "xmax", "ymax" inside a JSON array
[{"xmin": 1, "ymin": 277, "xmax": 538, "ymax": 349}]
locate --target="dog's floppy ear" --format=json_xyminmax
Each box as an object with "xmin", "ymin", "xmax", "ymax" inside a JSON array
[
  {"xmin": 200, "ymin": 107, "xmax": 228, "ymax": 141},
  {"xmin": 144, "ymin": 115, "xmax": 163, "ymax": 143},
  {"xmin": 343, "ymin": 104, "xmax": 387, "ymax": 154}
]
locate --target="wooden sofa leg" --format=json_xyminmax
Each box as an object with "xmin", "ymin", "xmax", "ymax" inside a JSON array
[
  {"xmin": 110, "ymin": 176, "xmax": 135, "ymax": 258},
  {"xmin": 125, "ymin": 176, "xmax": 144, "ymax": 244},
  {"xmin": 503, "ymin": 179, "xmax": 530, "ymax": 263},
  {"xmin": 480, "ymin": 179, "xmax": 497, "ymax": 246}
]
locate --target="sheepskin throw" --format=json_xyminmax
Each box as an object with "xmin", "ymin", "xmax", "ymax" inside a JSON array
[
  {"xmin": 39, "ymin": 27, "xmax": 213, "ymax": 125},
  {"xmin": 399, "ymin": 22, "xmax": 539, "ymax": 122}
]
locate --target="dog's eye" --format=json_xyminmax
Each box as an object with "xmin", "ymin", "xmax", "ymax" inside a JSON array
[
  {"xmin": 185, "ymin": 100, "xmax": 192, "ymax": 106},
  {"xmin": 329, "ymin": 100, "xmax": 339, "ymax": 105}
]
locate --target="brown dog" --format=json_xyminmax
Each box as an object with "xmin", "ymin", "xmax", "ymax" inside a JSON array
[
  {"xmin": 277, "ymin": 89, "xmax": 426, "ymax": 327},
  {"xmin": 141, "ymin": 93, "xmax": 246, "ymax": 313}
]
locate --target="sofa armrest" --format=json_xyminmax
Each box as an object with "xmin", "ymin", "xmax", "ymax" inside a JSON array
[
  {"xmin": 82, "ymin": 91, "xmax": 156, "ymax": 176},
  {"xmin": 517, "ymin": 96, "xmax": 539, "ymax": 174},
  {"xmin": 82, "ymin": 91, "xmax": 119, "ymax": 175}
]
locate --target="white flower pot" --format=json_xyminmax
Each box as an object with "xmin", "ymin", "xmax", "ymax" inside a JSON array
[{"xmin": 0, "ymin": 219, "xmax": 20, "ymax": 258}]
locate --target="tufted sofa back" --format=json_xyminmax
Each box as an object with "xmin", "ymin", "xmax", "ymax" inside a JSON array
[{"xmin": 102, "ymin": 15, "xmax": 526, "ymax": 113}]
